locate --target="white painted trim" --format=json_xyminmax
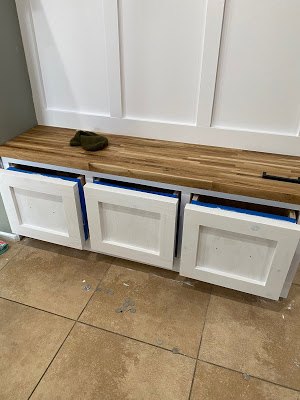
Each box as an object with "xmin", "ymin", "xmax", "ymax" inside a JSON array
[
  {"xmin": 196, "ymin": 0, "xmax": 225, "ymax": 127},
  {"xmin": 15, "ymin": 0, "xmax": 47, "ymax": 121},
  {"xmin": 103, "ymin": 0, "xmax": 123, "ymax": 118},
  {"xmin": 0, "ymin": 232, "xmax": 21, "ymax": 242},
  {"xmin": 280, "ymin": 215, "xmax": 300, "ymax": 297}
]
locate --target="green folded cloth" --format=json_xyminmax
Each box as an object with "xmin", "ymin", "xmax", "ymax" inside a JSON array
[
  {"xmin": 0, "ymin": 241, "xmax": 9, "ymax": 256},
  {"xmin": 70, "ymin": 130, "xmax": 108, "ymax": 152}
]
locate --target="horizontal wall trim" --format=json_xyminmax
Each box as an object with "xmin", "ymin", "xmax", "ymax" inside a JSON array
[{"xmin": 44, "ymin": 109, "xmax": 300, "ymax": 156}]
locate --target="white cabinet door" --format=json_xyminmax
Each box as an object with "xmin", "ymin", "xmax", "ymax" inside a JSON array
[
  {"xmin": 180, "ymin": 204, "xmax": 300, "ymax": 300},
  {"xmin": 0, "ymin": 170, "xmax": 85, "ymax": 249},
  {"xmin": 84, "ymin": 183, "xmax": 178, "ymax": 269}
]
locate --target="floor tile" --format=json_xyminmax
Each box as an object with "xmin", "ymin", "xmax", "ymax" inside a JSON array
[
  {"xmin": 190, "ymin": 361, "xmax": 300, "ymax": 400},
  {"xmin": 79, "ymin": 264, "xmax": 211, "ymax": 357},
  {"xmin": 31, "ymin": 323, "xmax": 195, "ymax": 400},
  {"xmin": 199, "ymin": 285, "xmax": 300, "ymax": 391},
  {"xmin": 0, "ymin": 298, "xmax": 73, "ymax": 400},
  {"xmin": 21, "ymin": 237, "xmax": 115, "ymax": 277},
  {"xmin": 0, "ymin": 240, "xmax": 22, "ymax": 271},
  {"xmin": 0, "ymin": 241, "xmax": 112, "ymax": 319}
]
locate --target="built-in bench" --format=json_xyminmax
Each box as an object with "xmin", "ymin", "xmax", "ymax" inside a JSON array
[{"xmin": 0, "ymin": 125, "xmax": 299, "ymax": 301}]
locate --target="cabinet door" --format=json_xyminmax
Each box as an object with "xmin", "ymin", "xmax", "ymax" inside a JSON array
[
  {"xmin": 180, "ymin": 204, "xmax": 300, "ymax": 300},
  {"xmin": 0, "ymin": 170, "xmax": 85, "ymax": 249},
  {"xmin": 84, "ymin": 183, "xmax": 178, "ymax": 269}
]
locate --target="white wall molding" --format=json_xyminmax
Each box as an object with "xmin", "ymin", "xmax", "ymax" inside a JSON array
[
  {"xmin": 0, "ymin": 232, "xmax": 21, "ymax": 242},
  {"xmin": 196, "ymin": 0, "xmax": 226, "ymax": 127},
  {"xmin": 15, "ymin": 0, "xmax": 47, "ymax": 122},
  {"xmin": 15, "ymin": 0, "xmax": 300, "ymax": 156},
  {"xmin": 103, "ymin": 0, "xmax": 123, "ymax": 118}
]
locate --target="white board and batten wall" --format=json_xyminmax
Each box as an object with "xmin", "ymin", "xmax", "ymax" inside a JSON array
[{"xmin": 15, "ymin": 0, "xmax": 300, "ymax": 156}]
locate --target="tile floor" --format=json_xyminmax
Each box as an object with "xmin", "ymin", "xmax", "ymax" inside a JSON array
[{"xmin": 0, "ymin": 238, "xmax": 299, "ymax": 400}]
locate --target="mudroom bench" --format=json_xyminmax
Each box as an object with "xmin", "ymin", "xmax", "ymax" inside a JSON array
[{"xmin": 1, "ymin": 126, "xmax": 300, "ymax": 301}]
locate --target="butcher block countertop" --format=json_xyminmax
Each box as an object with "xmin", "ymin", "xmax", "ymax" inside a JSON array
[{"xmin": 1, "ymin": 125, "xmax": 300, "ymax": 205}]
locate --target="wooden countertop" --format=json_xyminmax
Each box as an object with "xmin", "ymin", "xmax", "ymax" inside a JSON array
[{"xmin": 1, "ymin": 125, "xmax": 300, "ymax": 205}]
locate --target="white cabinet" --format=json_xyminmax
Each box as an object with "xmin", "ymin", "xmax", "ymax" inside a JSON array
[
  {"xmin": 180, "ymin": 196, "xmax": 300, "ymax": 300},
  {"xmin": 0, "ymin": 169, "xmax": 86, "ymax": 249},
  {"xmin": 84, "ymin": 181, "xmax": 178, "ymax": 269}
]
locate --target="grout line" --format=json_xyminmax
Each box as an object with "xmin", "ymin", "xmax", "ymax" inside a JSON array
[
  {"xmin": 197, "ymin": 359, "xmax": 300, "ymax": 394},
  {"xmin": 0, "ymin": 296, "xmax": 75, "ymax": 322},
  {"xmin": 0, "ymin": 278, "xmax": 201, "ymax": 361},
  {"xmin": 3, "ymin": 244, "xmax": 298, "ymax": 396},
  {"xmin": 27, "ymin": 321, "xmax": 76, "ymax": 400},
  {"xmin": 0, "ymin": 243, "xmax": 25, "ymax": 273},
  {"xmin": 188, "ymin": 286, "xmax": 212, "ymax": 400},
  {"xmin": 0, "ymin": 258, "xmax": 116, "ymax": 324},
  {"xmin": 76, "ymin": 262, "xmax": 114, "ymax": 322},
  {"xmin": 75, "ymin": 319, "xmax": 198, "ymax": 360}
]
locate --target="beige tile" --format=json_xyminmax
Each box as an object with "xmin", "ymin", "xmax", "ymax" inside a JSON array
[
  {"xmin": 199, "ymin": 285, "xmax": 300, "ymax": 391},
  {"xmin": 190, "ymin": 361, "xmax": 300, "ymax": 400},
  {"xmin": 293, "ymin": 264, "xmax": 300, "ymax": 285},
  {"xmin": 0, "ymin": 242, "xmax": 112, "ymax": 319},
  {"xmin": 31, "ymin": 323, "xmax": 195, "ymax": 400},
  {"xmin": 0, "ymin": 298, "xmax": 73, "ymax": 400},
  {"xmin": 21, "ymin": 237, "xmax": 115, "ymax": 274},
  {"xmin": 112, "ymin": 256, "xmax": 195, "ymax": 281},
  {"xmin": 80, "ymin": 264, "xmax": 211, "ymax": 357},
  {"xmin": 0, "ymin": 240, "xmax": 22, "ymax": 271}
]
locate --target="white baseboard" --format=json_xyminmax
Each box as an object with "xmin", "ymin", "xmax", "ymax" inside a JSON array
[{"xmin": 0, "ymin": 232, "xmax": 21, "ymax": 242}]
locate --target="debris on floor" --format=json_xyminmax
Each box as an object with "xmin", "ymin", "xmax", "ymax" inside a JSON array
[
  {"xmin": 286, "ymin": 300, "xmax": 295, "ymax": 311},
  {"xmin": 183, "ymin": 281, "xmax": 195, "ymax": 287},
  {"xmin": 243, "ymin": 373, "xmax": 251, "ymax": 381},
  {"xmin": 83, "ymin": 284, "xmax": 92, "ymax": 292},
  {"xmin": 293, "ymin": 359, "xmax": 300, "ymax": 368},
  {"xmin": 0, "ymin": 241, "xmax": 9, "ymax": 256},
  {"xmin": 171, "ymin": 347, "xmax": 180, "ymax": 354},
  {"xmin": 116, "ymin": 298, "xmax": 136, "ymax": 314}
]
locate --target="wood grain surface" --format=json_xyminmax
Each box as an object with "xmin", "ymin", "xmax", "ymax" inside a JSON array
[{"xmin": 1, "ymin": 125, "xmax": 300, "ymax": 204}]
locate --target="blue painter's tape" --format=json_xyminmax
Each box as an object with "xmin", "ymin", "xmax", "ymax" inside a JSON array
[
  {"xmin": 191, "ymin": 200, "xmax": 296, "ymax": 223},
  {"xmin": 93, "ymin": 179, "xmax": 178, "ymax": 198},
  {"xmin": 8, "ymin": 167, "xmax": 89, "ymax": 239}
]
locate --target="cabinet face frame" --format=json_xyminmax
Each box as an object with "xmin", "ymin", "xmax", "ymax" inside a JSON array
[
  {"xmin": 0, "ymin": 169, "xmax": 85, "ymax": 249},
  {"xmin": 180, "ymin": 203, "xmax": 300, "ymax": 300},
  {"xmin": 84, "ymin": 182, "xmax": 178, "ymax": 269}
]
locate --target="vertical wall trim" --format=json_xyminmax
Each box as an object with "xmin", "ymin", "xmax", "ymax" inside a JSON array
[
  {"xmin": 15, "ymin": 0, "xmax": 47, "ymax": 123},
  {"xmin": 196, "ymin": 0, "xmax": 225, "ymax": 127},
  {"xmin": 103, "ymin": 0, "xmax": 123, "ymax": 118}
]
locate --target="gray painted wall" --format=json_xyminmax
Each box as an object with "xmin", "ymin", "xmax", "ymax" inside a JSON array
[{"xmin": 0, "ymin": 0, "xmax": 37, "ymax": 233}]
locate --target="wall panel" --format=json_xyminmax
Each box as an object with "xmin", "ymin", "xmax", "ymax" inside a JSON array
[
  {"xmin": 119, "ymin": 0, "xmax": 206, "ymax": 124},
  {"xmin": 15, "ymin": 0, "xmax": 300, "ymax": 156},
  {"xmin": 212, "ymin": 0, "xmax": 300, "ymax": 136},
  {"xmin": 30, "ymin": 0, "xmax": 109, "ymax": 115}
]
